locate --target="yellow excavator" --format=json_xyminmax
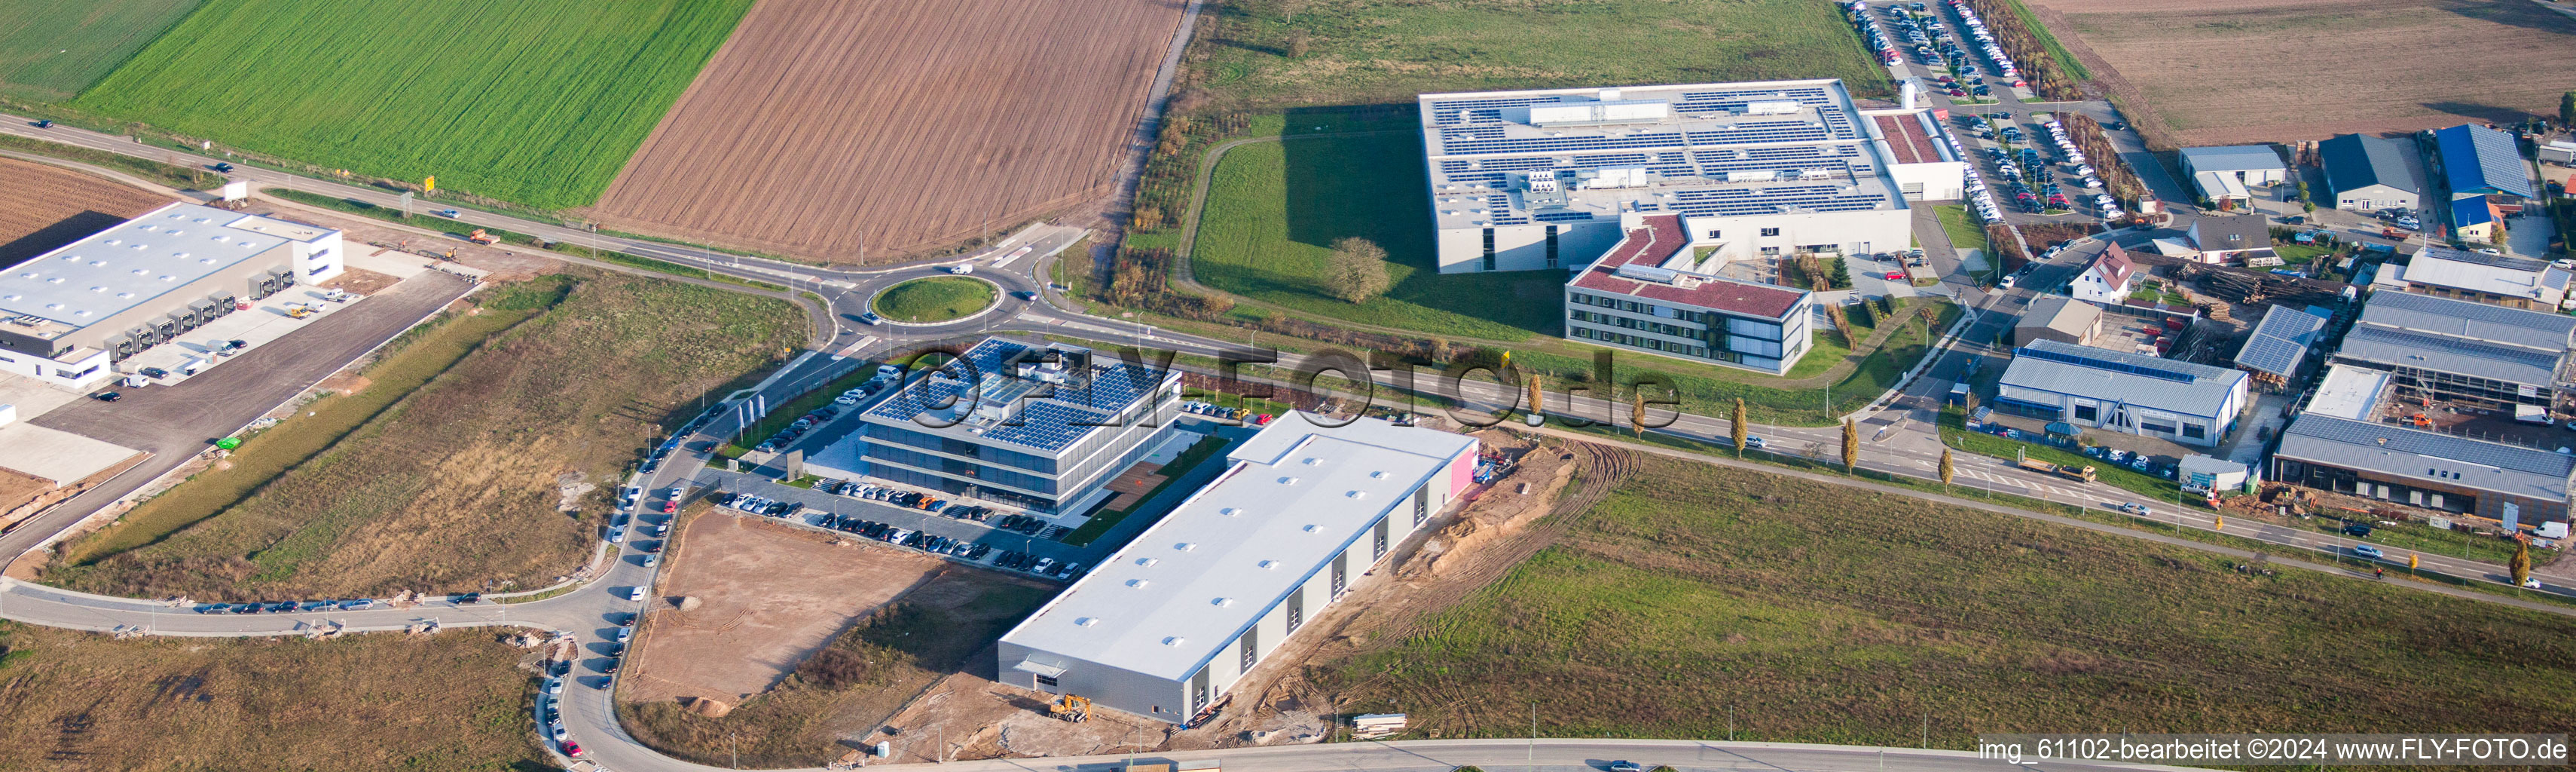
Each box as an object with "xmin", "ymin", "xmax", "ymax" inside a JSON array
[{"xmin": 1047, "ymin": 694, "xmax": 1091, "ymax": 723}]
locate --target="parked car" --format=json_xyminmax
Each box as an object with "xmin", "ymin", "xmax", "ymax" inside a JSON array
[{"xmin": 628, "ymin": 587, "xmax": 648, "ymax": 602}]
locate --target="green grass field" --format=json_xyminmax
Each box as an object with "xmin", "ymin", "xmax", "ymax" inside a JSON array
[
  {"xmin": 1320, "ymin": 452, "xmax": 2576, "ymax": 743},
  {"xmin": 1184, "ymin": 0, "xmax": 1890, "ymax": 110},
  {"xmin": 1192, "ymin": 136, "xmax": 1563, "ymax": 341},
  {"xmin": 0, "ymin": 0, "xmax": 200, "ymax": 100},
  {"xmin": 72, "ymin": 0, "xmax": 753, "ymax": 208},
  {"xmin": 872, "ymin": 277, "xmax": 995, "ymax": 323}
]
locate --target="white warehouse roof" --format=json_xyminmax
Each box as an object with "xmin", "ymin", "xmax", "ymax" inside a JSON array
[
  {"xmin": 0, "ymin": 202, "xmax": 331, "ymax": 327},
  {"xmin": 1001, "ymin": 413, "xmax": 1474, "ymax": 682}
]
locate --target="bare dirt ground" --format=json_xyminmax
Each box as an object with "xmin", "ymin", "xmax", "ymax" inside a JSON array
[
  {"xmin": 0, "ymin": 157, "xmax": 167, "ymax": 266},
  {"xmin": 628, "ymin": 510, "xmax": 947, "ymax": 703},
  {"xmin": 585, "ymin": 0, "xmax": 1185, "ymax": 263},
  {"xmin": 2026, "ymin": 0, "xmax": 2576, "ymax": 148},
  {"xmin": 875, "ymin": 431, "xmax": 1619, "ymax": 760}
]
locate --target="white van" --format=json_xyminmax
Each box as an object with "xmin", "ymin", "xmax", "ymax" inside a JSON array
[{"xmin": 179, "ymin": 357, "xmax": 209, "ymax": 376}]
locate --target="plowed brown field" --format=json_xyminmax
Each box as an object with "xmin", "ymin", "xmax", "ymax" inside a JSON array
[
  {"xmin": 587, "ymin": 0, "xmax": 1184, "ymax": 262},
  {"xmin": 0, "ymin": 157, "xmax": 167, "ymax": 267},
  {"xmin": 2024, "ymin": 0, "xmax": 2576, "ymax": 148}
]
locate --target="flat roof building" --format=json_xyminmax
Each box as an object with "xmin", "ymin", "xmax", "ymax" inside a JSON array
[
  {"xmin": 0, "ymin": 201, "xmax": 343, "ymax": 390},
  {"xmin": 1563, "ymin": 213, "xmax": 1815, "ymax": 374},
  {"xmin": 996, "ymin": 413, "xmax": 1478, "ymax": 724},
  {"xmin": 832, "ymin": 338, "xmax": 1182, "ymax": 516},
  {"xmin": 2332, "ymin": 290, "xmax": 2576, "ymax": 411},
  {"xmin": 1416, "ymin": 79, "xmax": 1958, "ymax": 274},
  {"xmin": 2318, "ymin": 133, "xmax": 2423, "ymax": 213},
  {"xmin": 2386, "ymin": 245, "xmax": 2568, "ymax": 310},
  {"xmin": 1994, "ymin": 340, "xmax": 2249, "ymax": 447}
]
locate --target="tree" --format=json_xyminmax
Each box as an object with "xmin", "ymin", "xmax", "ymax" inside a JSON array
[
  {"xmin": 1828, "ymin": 256, "xmax": 1853, "ymax": 289},
  {"xmin": 1939, "ymin": 448, "xmax": 1954, "ymax": 486},
  {"xmin": 1731, "ymin": 398, "xmax": 1749, "ymax": 454},
  {"xmin": 1841, "ymin": 418, "xmax": 1859, "ymax": 473},
  {"xmin": 1630, "ymin": 389, "xmax": 1646, "ymax": 437},
  {"xmin": 2511, "ymin": 538, "xmax": 2533, "ymax": 588},
  {"xmin": 1325, "ymin": 237, "xmax": 1392, "ymax": 304},
  {"xmin": 2561, "ymin": 91, "xmax": 2575, "ymax": 129}
]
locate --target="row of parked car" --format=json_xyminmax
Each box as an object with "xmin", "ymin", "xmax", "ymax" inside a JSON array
[
  {"xmin": 1181, "ymin": 400, "xmax": 1273, "ymax": 424},
  {"xmin": 717, "ymin": 492, "xmax": 806, "ymax": 519},
  {"xmin": 1942, "ymin": 0, "xmax": 2029, "ymax": 87},
  {"xmin": 751, "ymin": 404, "xmax": 842, "ymax": 454},
  {"xmin": 193, "ymin": 598, "xmax": 381, "ymax": 614},
  {"xmin": 993, "ymin": 550, "xmax": 1081, "ymax": 580}
]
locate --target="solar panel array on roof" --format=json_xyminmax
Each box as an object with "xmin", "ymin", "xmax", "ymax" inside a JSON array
[
  {"xmin": 861, "ymin": 339, "xmax": 1169, "ymax": 453},
  {"xmin": 2286, "ymin": 415, "xmax": 2576, "ymax": 478},
  {"xmin": 2233, "ymin": 308, "xmax": 2328, "ymax": 378},
  {"xmin": 2434, "ymin": 124, "xmax": 2538, "ymax": 198},
  {"xmin": 2362, "ymin": 290, "xmax": 2576, "ymax": 346},
  {"xmin": 2017, "ymin": 343, "xmax": 2207, "ymax": 383}
]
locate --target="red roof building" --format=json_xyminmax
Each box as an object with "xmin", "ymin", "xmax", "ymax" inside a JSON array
[{"xmin": 1563, "ymin": 213, "xmax": 1815, "ymax": 374}]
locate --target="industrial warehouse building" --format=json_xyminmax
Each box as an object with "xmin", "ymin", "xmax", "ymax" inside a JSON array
[
  {"xmin": 2317, "ymin": 133, "xmax": 2423, "ymax": 213},
  {"xmin": 0, "ymin": 202, "xmax": 343, "ymax": 391},
  {"xmin": 2331, "ymin": 290, "xmax": 2575, "ymax": 412},
  {"xmin": 2377, "ymin": 245, "xmax": 2568, "ymax": 310},
  {"xmin": 1414, "ymin": 79, "xmax": 1963, "ymax": 274},
  {"xmin": 822, "ymin": 338, "xmax": 1183, "ymax": 516},
  {"xmin": 1563, "ymin": 213, "xmax": 1816, "ymax": 373},
  {"xmin": 1994, "ymin": 340, "xmax": 2249, "ymax": 447},
  {"xmin": 996, "ymin": 414, "xmax": 1477, "ymax": 725},
  {"xmin": 2178, "ymin": 145, "xmax": 2288, "ymax": 207},
  {"xmin": 2274, "ymin": 413, "xmax": 2573, "ymax": 528}
]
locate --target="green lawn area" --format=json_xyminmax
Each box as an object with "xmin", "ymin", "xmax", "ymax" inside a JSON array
[
  {"xmin": 1184, "ymin": 0, "xmax": 1889, "ymax": 110},
  {"xmin": 1318, "ymin": 452, "xmax": 2576, "ymax": 743},
  {"xmin": 0, "ymin": 0, "xmax": 201, "ymax": 100},
  {"xmin": 870, "ymin": 277, "xmax": 995, "ymax": 323},
  {"xmin": 1193, "ymin": 135, "xmax": 1563, "ymax": 341},
  {"xmin": 1937, "ymin": 408, "xmax": 2177, "ymax": 503},
  {"xmin": 72, "ymin": 0, "xmax": 753, "ymax": 208},
  {"xmin": 1936, "ymin": 204, "xmax": 1991, "ymax": 253},
  {"xmin": 2272, "ymin": 242, "xmax": 2334, "ymax": 265}
]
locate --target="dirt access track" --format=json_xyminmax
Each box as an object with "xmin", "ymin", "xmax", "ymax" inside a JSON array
[
  {"xmin": 0, "ymin": 156, "xmax": 169, "ymax": 266},
  {"xmin": 2027, "ymin": 0, "xmax": 2576, "ymax": 147},
  {"xmin": 625, "ymin": 510, "xmax": 947, "ymax": 703},
  {"xmin": 586, "ymin": 0, "xmax": 1186, "ymax": 262}
]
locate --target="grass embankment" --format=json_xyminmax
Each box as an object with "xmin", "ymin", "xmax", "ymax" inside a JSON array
[
  {"xmin": 62, "ymin": 279, "xmax": 564, "ymax": 567},
  {"xmin": 1936, "ymin": 204, "xmax": 1991, "ymax": 254},
  {"xmin": 1181, "ymin": 0, "xmax": 1888, "ymax": 110},
  {"xmin": 0, "ymin": 621, "xmax": 544, "ymax": 770},
  {"xmin": 47, "ymin": 271, "xmax": 805, "ymax": 600},
  {"xmin": 872, "ymin": 277, "xmax": 995, "ymax": 323},
  {"xmin": 619, "ymin": 577, "xmax": 1052, "ymax": 768},
  {"xmin": 1192, "ymin": 135, "xmax": 1563, "ymax": 341},
  {"xmin": 0, "ymin": 133, "xmax": 216, "ymax": 191},
  {"xmin": 0, "ymin": 0, "xmax": 203, "ymax": 100},
  {"xmin": 1061, "ymin": 434, "xmax": 1230, "ymax": 547},
  {"xmin": 1319, "ymin": 452, "xmax": 2576, "ymax": 744},
  {"xmin": 72, "ymin": 0, "xmax": 753, "ymax": 207},
  {"xmin": 262, "ymin": 189, "xmax": 789, "ymax": 291},
  {"xmin": 1997, "ymin": 0, "xmax": 2091, "ymax": 81}
]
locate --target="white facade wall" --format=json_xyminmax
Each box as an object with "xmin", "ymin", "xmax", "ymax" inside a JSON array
[
  {"xmin": 1439, "ymin": 207, "xmax": 1911, "ymax": 273},
  {"xmin": 1889, "ymin": 161, "xmax": 1968, "ymax": 201},
  {"xmin": 0, "ymin": 347, "xmax": 112, "ymax": 391},
  {"xmin": 292, "ymin": 231, "xmax": 346, "ymax": 283}
]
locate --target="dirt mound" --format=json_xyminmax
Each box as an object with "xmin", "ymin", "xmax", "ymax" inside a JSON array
[{"xmin": 683, "ymin": 697, "xmax": 734, "ymax": 718}]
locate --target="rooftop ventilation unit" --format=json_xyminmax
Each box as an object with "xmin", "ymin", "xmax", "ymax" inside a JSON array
[
  {"xmin": 1616, "ymin": 265, "xmax": 1682, "ymax": 284},
  {"xmin": 1744, "ymin": 100, "xmax": 1802, "ymax": 115}
]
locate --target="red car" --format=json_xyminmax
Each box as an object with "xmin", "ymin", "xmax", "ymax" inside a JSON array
[
  {"xmin": 564, "ymin": 740, "xmax": 583, "ymax": 758},
  {"xmin": 1884, "ymin": 271, "xmax": 1907, "ymax": 280},
  {"xmin": 660, "ymin": 499, "xmax": 677, "ymax": 514}
]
